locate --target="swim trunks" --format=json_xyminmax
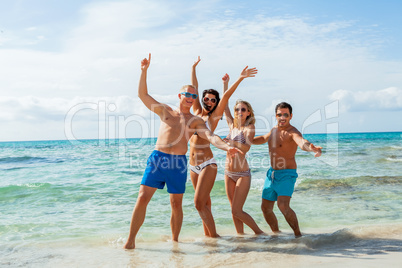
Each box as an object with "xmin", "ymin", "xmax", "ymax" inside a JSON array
[
  {"xmin": 262, "ymin": 167, "xmax": 298, "ymax": 201},
  {"xmin": 189, "ymin": 158, "xmax": 217, "ymax": 174},
  {"xmin": 141, "ymin": 150, "xmax": 187, "ymax": 194}
]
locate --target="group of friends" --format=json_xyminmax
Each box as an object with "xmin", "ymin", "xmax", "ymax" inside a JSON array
[{"xmin": 124, "ymin": 54, "xmax": 322, "ymax": 249}]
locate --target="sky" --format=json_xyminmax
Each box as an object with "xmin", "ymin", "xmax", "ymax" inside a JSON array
[{"xmin": 1, "ymin": 0, "xmax": 402, "ymax": 142}]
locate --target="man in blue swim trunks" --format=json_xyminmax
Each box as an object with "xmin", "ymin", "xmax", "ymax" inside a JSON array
[
  {"xmin": 253, "ymin": 102, "xmax": 322, "ymax": 237},
  {"xmin": 124, "ymin": 54, "xmax": 241, "ymax": 249}
]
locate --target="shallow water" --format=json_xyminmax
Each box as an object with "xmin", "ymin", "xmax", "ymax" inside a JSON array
[{"xmin": 1, "ymin": 132, "xmax": 402, "ymax": 266}]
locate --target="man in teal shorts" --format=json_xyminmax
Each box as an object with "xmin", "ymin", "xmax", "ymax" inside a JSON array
[
  {"xmin": 124, "ymin": 54, "xmax": 241, "ymax": 249},
  {"xmin": 253, "ymin": 102, "xmax": 322, "ymax": 237}
]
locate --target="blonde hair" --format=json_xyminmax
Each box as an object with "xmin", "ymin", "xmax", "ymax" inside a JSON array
[
  {"xmin": 180, "ymin": 85, "xmax": 195, "ymax": 93},
  {"xmin": 233, "ymin": 99, "xmax": 255, "ymax": 128}
]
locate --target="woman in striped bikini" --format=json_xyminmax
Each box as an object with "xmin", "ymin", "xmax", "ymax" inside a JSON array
[
  {"xmin": 223, "ymin": 99, "xmax": 264, "ymax": 235},
  {"xmin": 189, "ymin": 57, "xmax": 258, "ymax": 237}
]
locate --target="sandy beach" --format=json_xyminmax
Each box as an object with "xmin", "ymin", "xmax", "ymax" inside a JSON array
[{"xmin": 3, "ymin": 224, "xmax": 401, "ymax": 267}]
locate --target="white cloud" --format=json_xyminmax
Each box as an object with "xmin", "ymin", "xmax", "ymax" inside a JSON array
[
  {"xmin": 0, "ymin": 95, "xmax": 181, "ymax": 122},
  {"xmin": 2, "ymin": 0, "xmax": 402, "ymax": 140},
  {"xmin": 330, "ymin": 87, "xmax": 402, "ymax": 112}
]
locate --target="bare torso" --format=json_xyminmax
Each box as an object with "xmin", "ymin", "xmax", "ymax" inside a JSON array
[
  {"xmin": 189, "ymin": 113, "xmax": 220, "ymax": 165},
  {"xmin": 268, "ymin": 125, "xmax": 299, "ymax": 170},
  {"xmin": 155, "ymin": 109, "xmax": 199, "ymax": 155}
]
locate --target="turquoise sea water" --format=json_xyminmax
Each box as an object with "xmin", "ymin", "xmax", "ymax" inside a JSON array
[{"xmin": 1, "ymin": 132, "xmax": 402, "ymax": 266}]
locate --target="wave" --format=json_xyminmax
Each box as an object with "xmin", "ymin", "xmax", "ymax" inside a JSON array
[
  {"xmin": 0, "ymin": 156, "xmax": 65, "ymax": 170},
  {"xmin": 0, "ymin": 156, "xmax": 47, "ymax": 164},
  {"xmin": 385, "ymin": 156, "xmax": 402, "ymax": 162},
  {"xmin": 0, "ymin": 183, "xmax": 53, "ymax": 200},
  {"xmin": 297, "ymin": 175, "xmax": 402, "ymax": 191}
]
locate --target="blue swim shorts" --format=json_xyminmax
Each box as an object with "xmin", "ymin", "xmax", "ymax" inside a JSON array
[
  {"xmin": 262, "ymin": 167, "xmax": 298, "ymax": 201},
  {"xmin": 141, "ymin": 150, "xmax": 188, "ymax": 194}
]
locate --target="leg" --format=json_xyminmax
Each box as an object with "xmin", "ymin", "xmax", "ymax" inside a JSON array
[
  {"xmin": 124, "ymin": 185, "xmax": 157, "ymax": 249},
  {"xmin": 193, "ymin": 165, "xmax": 219, "ymax": 237},
  {"xmin": 261, "ymin": 198, "xmax": 280, "ymax": 233},
  {"xmin": 225, "ymin": 175, "xmax": 244, "ymax": 234},
  {"xmin": 190, "ymin": 171, "xmax": 209, "ymax": 235},
  {"xmin": 277, "ymin": 196, "xmax": 301, "ymax": 237},
  {"xmin": 170, "ymin": 193, "xmax": 184, "ymax": 242},
  {"xmin": 231, "ymin": 177, "xmax": 264, "ymax": 235}
]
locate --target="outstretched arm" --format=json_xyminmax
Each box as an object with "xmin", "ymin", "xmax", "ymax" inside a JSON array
[
  {"xmin": 253, "ymin": 131, "xmax": 271, "ymax": 145},
  {"xmin": 292, "ymin": 131, "xmax": 322, "ymax": 157},
  {"xmin": 195, "ymin": 119, "xmax": 243, "ymax": 156},
  {"xmin": 138, "ymin": 53, "xmax": 166, "ymax": 116},
  {"xmin": 191, "ymin": 56, "xmax": 203, "ymax": 115},
  {"xmin": 213, "ymin": 66, "xmax": 258, "ymax": 126},
  {"xmin": 230, "ymin": 125, "xmax": 255, "ymax": 154}
]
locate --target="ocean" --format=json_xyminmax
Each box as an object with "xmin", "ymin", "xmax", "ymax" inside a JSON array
[{"xmin": 1, "ymin": 132, "xmax": 402, "ymax": 267}]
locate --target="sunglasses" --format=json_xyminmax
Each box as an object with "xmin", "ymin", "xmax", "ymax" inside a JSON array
[
  {"xmin": 235, "ymin": 108, "xmax": 247, "ymax": 112},
  {"xmin": 203, "ymin": 97, "xmax": 217, "ymax": 104},
  {"xmin": 180, "ymin": 92, "xmax": 198, "ymax": 99},
  {"xmin": 276, "ymin": 113, "xmax": 290, "ymax": 118}
]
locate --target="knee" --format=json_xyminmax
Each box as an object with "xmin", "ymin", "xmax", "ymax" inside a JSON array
[
  {"xmin": 136, "ymin": 192, "xmax": 151, "ymax": 207},
  {"xmin": 171, "ymin": 199, "xmax": 183, "ymax": 211},
  {"xmin": 231, "ymin": 207, "xmax": 242, "ymax": 219},
  {"xmin": 194, "ymin": 198, "xmax": 204, "ymax": 211},
  {"xmin": 261, "ymin": 203, "xmax": 273, "ymax": 214},
  {"xmin": 277, "ymin": 202, "xmax": 290, "ymax": 215}
]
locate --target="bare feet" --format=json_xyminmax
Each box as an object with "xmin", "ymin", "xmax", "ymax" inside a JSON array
[
  {"xmin": 123, "ymin": 240, "xmax": 135, "ymax": 249},
  {"xmin": 206, "ymin": 233, "xmax": 221, "ymax": 238}
]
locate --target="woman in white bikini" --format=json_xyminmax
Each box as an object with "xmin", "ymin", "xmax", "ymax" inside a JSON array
[
  {"xmin": 223, "ymin": 99, "xmax": 264, "ymax": 235},
  {"xmin": 189, "ymin": 57, "xmax": 257, "ymax": 237}
]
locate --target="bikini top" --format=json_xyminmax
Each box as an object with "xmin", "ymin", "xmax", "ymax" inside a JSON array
[{"xmin": 226, "ymin": 128, "xmax": 247, "ymax": 144}]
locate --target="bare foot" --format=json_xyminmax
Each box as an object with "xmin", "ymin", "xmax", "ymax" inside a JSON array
[
  {"xmin": 206, "ymin": 233, "xmax": 221, "ymax": 238},
  {"xmin": 124, "ymin": 240, "xmax": 135, "ymax": 249}
]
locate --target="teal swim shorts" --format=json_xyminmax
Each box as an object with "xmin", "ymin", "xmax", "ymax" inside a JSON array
[{"xmin": 262, "ymin": 167, "xmax": 298, "ymax": 201}]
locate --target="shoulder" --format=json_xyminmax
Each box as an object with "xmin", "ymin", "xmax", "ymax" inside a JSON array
[
  {"xmin": 160, "ymin": 103, "xmax": 174, "ymax": 112},
  {"xmin": 287, "ymin": 125, "xmax": 301, "ymax": 136},
  {"xmin": 190, "ymin": 115, "xmax": 206, "ymax": 127},
  {"xmin": 244, "ymin": 124, "xmax": 255, "ymax": 132}
]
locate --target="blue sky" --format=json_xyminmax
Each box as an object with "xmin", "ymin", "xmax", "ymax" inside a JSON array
[{"xmin": 1, "ymin": 0, "xmax": 402, "ymax": 141}]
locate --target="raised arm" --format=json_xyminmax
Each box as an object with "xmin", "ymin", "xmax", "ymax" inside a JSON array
[
  {"xmin": 291, "ymin": 130, "xmax": 322, "ymax": 157},
  {"xmin": 213, "ymin": 66, "xmax": 258, "ymax": 127},
  {"xmin": 191, "ymin": 56, "xmax": 203, "ymax": 115},
  {"xmin": 138, "ymin": 53, "xmax": 166, "ymax": 116},
  {"xmin": 222, "ymin": 74, "xmax": 234, "ymax": 127}
]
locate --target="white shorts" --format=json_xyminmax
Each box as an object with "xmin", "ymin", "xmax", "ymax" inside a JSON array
[{"xmin": 189, "ymin": 158, "xmax": 218, "ymax": 174}]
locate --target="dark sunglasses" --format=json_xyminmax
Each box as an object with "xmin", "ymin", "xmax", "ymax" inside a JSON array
[
  {"xmin": 235, "ymin": 108, "xmax": 247, "ymax": 112},
  {"xmin": 276, "ymin": 113, "xmax": 290, "ymax": 118},
  {"xmin": 203, "ymin": 97, "xmax": 217, "ymax": 103},
  {"xmin": 180, "ymin": 92, "xmax": 198, "ymax": 99}
]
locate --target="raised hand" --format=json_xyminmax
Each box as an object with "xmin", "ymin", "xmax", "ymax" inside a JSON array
[
  {"xmin": 193, "ymin": 56, "xmax": 201, "ymax": 68},
  {"xmin": 222, "ymin": 73, "xmax": 230, "ymax": 91},
  {"xmin": 240, "ymin": 66, "xmax": 258, "ymax": 79},
  {"xmin": 141, "ymin": 53, "xmax": 151, "ymax": 71}
]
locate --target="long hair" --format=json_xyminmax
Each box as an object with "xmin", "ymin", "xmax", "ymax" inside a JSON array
[
  {"xmin": 233, "ymin": 99, "xmax": 255, "ymax": 128},
  {"xmin": 202, "ymin": 89, "xmax": 220, "ymax": 116}
]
